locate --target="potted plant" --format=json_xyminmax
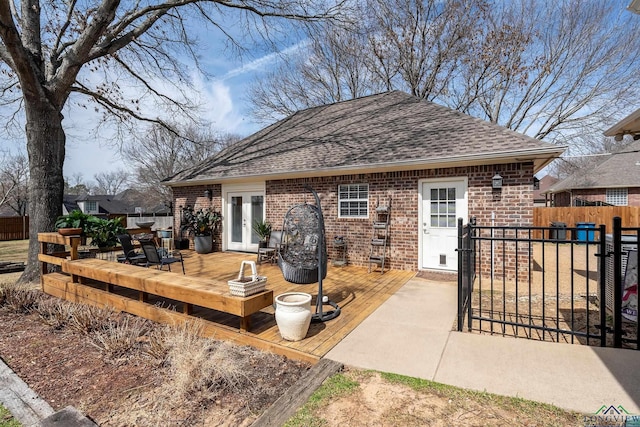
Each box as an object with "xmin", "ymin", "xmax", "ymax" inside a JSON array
[
  {"xmin": 182, "ymin": 206, "xmax": 222, "ymax": 254},
  {"xmin": 87, "ymin": 217, "xmax": 126, "ymax": 250},
  {"xmin": 252, "ymin": 219, "xmax": 272, "ymax": 248},
  {"xmin": 55, "ymin": 210, "xmax": 93, "ymax": 237}
]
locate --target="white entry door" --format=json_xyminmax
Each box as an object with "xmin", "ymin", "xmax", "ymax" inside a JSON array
[
  {"xmin": 227, "ymin": 192, "xmax": 264, "ymax": 252},
  {"xmin": 420, "ymin": 178, "xmax": 468, "ymax": 271}
]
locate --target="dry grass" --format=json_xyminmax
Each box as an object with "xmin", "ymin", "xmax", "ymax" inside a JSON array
[
  {"xmin": 0, "ymin": 239, "xmax": 29, "ymax": 263},
  {"xmin": 0, "ymin": 281, "xmax": 42, "ymax": 313},
  {"xmin": 68, "ymin": 304, "xmax": 116, "ymax": 335},
  {"xmin": 34, "ymin": 298, "xmax": 74, "ymax": 329},
  {"xmin": 88, "ymin": 315, "xmax": 151, "ymax": 360},
  {"xmin": 105, "ymin": 319, "xmax": 310, "ymax": 426}
]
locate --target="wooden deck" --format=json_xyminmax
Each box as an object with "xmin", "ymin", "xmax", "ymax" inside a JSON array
[
  {"xmin": 176, "ymin": 251, "xmax": 415, "ymax": 360},
  {"xmin": 41, "ymin": 241, "xmax": 415, "ymax": 363}
]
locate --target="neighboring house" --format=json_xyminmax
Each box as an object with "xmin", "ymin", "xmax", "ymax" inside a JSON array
[
  {"xmin": 533, "ymin": 175, "xmax": 559, "ymax": 207},
  {"xmin": 63, "ymin": 192, "xmax": 174, "ymax": 231},
  {"xmin": 548, "ymin": 112, "xmax": 640, "ymax": 207},
  {"xmin": 164, "ymin": 91, "xmax": 564, "ymax": 274},
  {"xmin": 63, "ymin": 194, "xmax": 136, "ymax": 217}
]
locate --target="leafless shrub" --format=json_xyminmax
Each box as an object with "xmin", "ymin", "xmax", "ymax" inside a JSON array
[
  {"xmin": 34, "ymin": 298, "xmax": 73, "ymax": 329},
  {"xmin": 161, "ymin": 321, "xmax": 248, "ymax": 400},
  {"xmin": 0, "ymin": 282, "xmax": 42, "ymax": 313},
  {"xmin": 145, "ymin": 324, "xmax": 171, "ymax": 365},
  {"xmin": 68, "ymin": 304, "xmax": 116, "ymax": 335},
  {"xmin": 134, "ymin": 320, "xmax": 251, "ymax": 424},
  {"xmin": 89, "ymin": 315, "xmax": 150, "ymax": 360}
]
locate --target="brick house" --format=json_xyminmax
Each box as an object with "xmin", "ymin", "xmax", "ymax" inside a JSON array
[
  {"xmin": 164, "ymin": 91, "xmax": 564, "ymax": 273},
  {"xmin": 548, "ymin": 107, "xmax": 640, "ymax": 207},
  {"xmin": 549, "ymin": 140, "xmax": 640, "ymax": 207}
]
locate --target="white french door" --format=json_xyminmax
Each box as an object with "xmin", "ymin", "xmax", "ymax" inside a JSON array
[
  {"xmin": 226, "ymin": 191, "xmax": 264, "ymax": 252},
  {"xmin": 420, "ymin": 178, "xmax": 468, "ymax": 271}
]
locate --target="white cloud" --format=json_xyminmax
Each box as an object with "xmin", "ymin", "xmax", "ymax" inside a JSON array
[{"xmin": 218, "ymin": 40, "xmax": 309, "ymax": 81}]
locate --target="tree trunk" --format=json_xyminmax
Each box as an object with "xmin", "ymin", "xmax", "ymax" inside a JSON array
[{"xmin": 18, "ymin": 101, "xmax": 65, "ymax": 284}]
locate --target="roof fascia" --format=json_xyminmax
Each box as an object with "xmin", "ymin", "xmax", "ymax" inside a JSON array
[
  {"xmin": 604, "ymin": 107, "xmax": 640, "ymax": 136},
  {"xmin": 165, "ymin": 146, "xmax": 566, "ymax": 188}
]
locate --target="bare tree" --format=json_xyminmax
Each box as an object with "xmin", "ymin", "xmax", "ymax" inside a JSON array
[
  {"xmin": 250, "ymin": 0, "xmax": 640, "ymax": 149},
  {"xmin": 549, "ymin": 134, "xmax": 637, "ymax": 179},
  {"xmin": 448, "ymin": 0, "xmax": 640, "ymax": 144},
  {"xmin": 367, "ymin": 0, "xmax": 487, "ymax": 100},
  {"xmin": 0, "ymin": 0, "xmax": 343, "ymax": 282},
  {"xmin": 250, "ymin": 0, "xmax": 488, "ymax": 122},
  {"xmin": 0, "ymin": 152, "xmax": 28, "ymax": 215},
  {"xmin": 122, "ymin": 122, "xmax": 239, "ymax": 210},
  {"xmin": 64, "ymin": 173, "xmax": 90, "ymax": 196},
  {"xmin": 92, "ymin": 169, "xmax": 130, "ymax": 195},
  {"xmin": 250, "ymin": 23, "xmax": 383, "ymax": 122}
]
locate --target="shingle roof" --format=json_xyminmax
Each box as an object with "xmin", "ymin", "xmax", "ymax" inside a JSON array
[
  {"xmin": 63, "ymin": 195, "xmax": 135, "ymax": 215},
  {"xmin": 533, "ymin": 175, "xmax": 559, "ymax": 199},
  {"xmin": 165, "ymin": 91, "xmax": 564, "ymax": 185},
  {"xmin": 549, "ymin": 139, "xmax": 640, "ymax": 192}
]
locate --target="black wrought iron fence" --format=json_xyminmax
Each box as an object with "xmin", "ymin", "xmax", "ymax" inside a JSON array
[
  {"xmin": 456, "ymin": 218, "xmax": 475, "ymax": 331},
  {"xmin": 457, "ymin": 218, "xmax": 640, "ymax": 349}
]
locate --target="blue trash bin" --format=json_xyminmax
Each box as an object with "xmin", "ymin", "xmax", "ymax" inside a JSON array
[{"xmin": 576, "ymin": 222, "xmax": 596, "ymax": 242}]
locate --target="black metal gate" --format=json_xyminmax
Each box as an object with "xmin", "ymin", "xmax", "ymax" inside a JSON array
[{"xmin": 457, "ymin": 216, "xmax": 638, "ymax": 349}]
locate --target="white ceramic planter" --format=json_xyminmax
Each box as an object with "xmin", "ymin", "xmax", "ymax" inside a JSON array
[{"xmin": 275, "ymin": 292, "xmax": 312, "ymax": 341}]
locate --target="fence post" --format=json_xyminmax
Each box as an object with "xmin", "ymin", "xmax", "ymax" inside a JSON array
[
  {"xmin": 598, "ymin": 224, "xmax": 607, "ymax": 347},
  {"xmin": 457, "ymin": 218, "xmax": 464, "ymax": 331},
  {"xmin": 613, "ymin": 216, "xmax": 622, "ymax": 348},
  {"xmin": 467, "ymin": 217, "xmax": 476, "ymax": 332}
]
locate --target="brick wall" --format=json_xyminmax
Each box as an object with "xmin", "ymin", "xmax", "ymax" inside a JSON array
[
  {"xmin": 555, "ymin": 188, "xmax": 640, "ymax": 207},
  {"xmin": 171, "ymin": 162, "xmax": 534, "ymax": 279},
  {"xmin": 172, "ymin": 184, "xmax": 223, "ymax": 251},
  {"xmin": 266, "ymin": 162, "xmax": 535, "ymax": 277}
]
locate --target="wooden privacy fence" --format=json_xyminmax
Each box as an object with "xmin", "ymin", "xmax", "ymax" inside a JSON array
[
  {"xmin": 0, "ymin": 216, "xmax": 29, "ymax": 241},
  {"xmin": 533, "ymin": 207, "xmax": 640, "ymax": 238}
]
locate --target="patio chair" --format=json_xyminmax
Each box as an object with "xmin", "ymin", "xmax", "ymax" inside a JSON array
[
  {"xmin": 139, "ymin": 239, "xmax": 185, "ymax": 274},
  {"xmin": 257, "ymin": 230, "xmax": 283, "ymax": 264},
  {"xmin": 116, "ymin": 234, "xmax": 147, "ymax": 265}
]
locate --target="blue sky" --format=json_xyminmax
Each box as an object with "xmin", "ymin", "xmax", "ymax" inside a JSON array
[
  {"xmin": 60, "ymin": 51, "xmax": 279, "ymax": 181},
  {"xmin": 4, "ymin": 16, "xmax": 300, "ymax": 184}
]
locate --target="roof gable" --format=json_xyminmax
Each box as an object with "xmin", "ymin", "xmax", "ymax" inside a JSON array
[
  {"xmin": 167, "ymin": 91, "xmax": 564, "ymax": 185},
  {"xmin": 550, "ymin": 140, "xmax": 640, "ymax": 192}
]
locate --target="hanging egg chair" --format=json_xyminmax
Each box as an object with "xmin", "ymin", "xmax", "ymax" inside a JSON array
[
  {"xmin": 277, "ymin": 186, "xmax": 339, "ymax": 322},
  {"xmin": 278, "ymin": 201, "xmax": 327, "ymax": 284}
]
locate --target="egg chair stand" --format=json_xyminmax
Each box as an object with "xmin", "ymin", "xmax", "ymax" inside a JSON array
[{"xmin": 278, "ymin": 186, "xmax": 341, "ymax": 322}]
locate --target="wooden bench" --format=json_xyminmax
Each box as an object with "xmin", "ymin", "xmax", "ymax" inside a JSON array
[{"xmin": 60, "ymin": 258, "xmax": 273, "ymax": 332}]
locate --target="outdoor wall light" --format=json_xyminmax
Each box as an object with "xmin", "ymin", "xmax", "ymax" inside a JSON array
[
  {"xmin": 492, "ymin": 173, "xmax": 503, "ymax": 190},
  {"xmin": 204, "ymin": 189, "xmax": 212, "ymax": 200}
]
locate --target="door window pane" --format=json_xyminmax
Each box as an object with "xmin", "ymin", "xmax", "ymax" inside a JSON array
[
  {"xmin": 429, "ymin": 187, "xmax": 457, "ymax": 228},
  {"xmin": 251, "ymin": 196, "xmax": 264, "ymax": 244},
  {"xmin": 231, "ymin": 196, "xmax": 243, "ymax": 242}
]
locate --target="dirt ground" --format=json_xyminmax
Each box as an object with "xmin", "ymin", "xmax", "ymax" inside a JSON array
[
  {"xmin": 0, "ymin": 283, "xmax": 309, "ymax": 426},
  {"xmin": 287, "ymin": 369, "xmax": 582, "ymax": 427}
]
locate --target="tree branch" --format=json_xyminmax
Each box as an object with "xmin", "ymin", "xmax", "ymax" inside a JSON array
[
  {"xmin": 0, "ymin": 0, "xmax": 44, "ymax": 102},
  {"xmin": 71, "ymin": 83, "xmax": 181, "ymax": 137}
]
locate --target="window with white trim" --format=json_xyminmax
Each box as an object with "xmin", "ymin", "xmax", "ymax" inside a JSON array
[
  {"xmin": 338, "ymin": 184, "xmax": 369, "ymax": 218},
  {"xmin": 84, "ymin": 200, "xmax": 98, "ymax": 213},
  {"xmin": 606, "ymin": 188, "xmax": 628, "ymax": 206}
]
